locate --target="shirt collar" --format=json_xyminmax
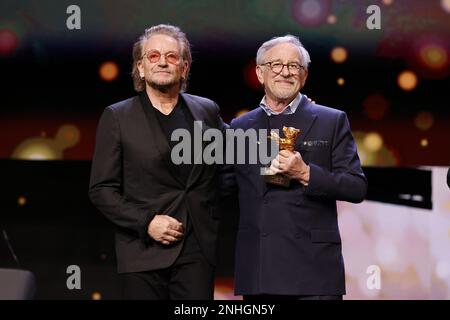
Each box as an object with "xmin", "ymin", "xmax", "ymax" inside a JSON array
[{"xmin": 259, "ymin": 93, "xmax": 302, "ymax": 116}]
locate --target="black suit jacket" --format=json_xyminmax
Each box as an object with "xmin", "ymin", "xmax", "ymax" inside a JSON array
[
  {"xmin": 89, "ymin": 93, "xmax": 227, "ymax": 273},
  {"xmin": 230, "ymin": 95, "xmax": 367, "ymax": 295}
]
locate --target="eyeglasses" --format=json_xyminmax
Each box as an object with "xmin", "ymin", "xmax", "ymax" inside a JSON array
[
  {"xmin": 141, "ymin": 50, "xmax": 181, "ymax": 65},
  {"xmin": 260, "ymin": 61, "xmax": 305, "ymax": 75}
]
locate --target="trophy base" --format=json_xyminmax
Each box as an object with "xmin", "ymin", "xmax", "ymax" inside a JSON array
[{"xmin": 264, "ymin": 173, "xmax": 291, "ymax": 187}]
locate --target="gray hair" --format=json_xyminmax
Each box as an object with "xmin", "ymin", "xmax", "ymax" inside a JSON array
[
  {"xmin": 131, "ymin": 24, "xmax": 192, "ymax": 92},
  {"xmin": 256, "ymin": 35, "xmax": 311, "ymax": 69}
]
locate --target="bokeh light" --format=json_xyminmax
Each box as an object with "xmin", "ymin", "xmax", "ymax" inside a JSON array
[
  {"xmin": 12, "ymin": 142, "xmax": 59, "ymax": 160},
  {"xmin": 243, "ymin": 59, "xmax": 261, "ymax": 91},
  {"xmin": 397, "ymin": 70, "xmax": 418, "ymax": 91},
  {"xmin": 55, "ymin": 124, "xmax": 81, "ymax": 149},
  {"xmin": 331, "ymin": 46, "xmax": 348, "ymax": 63},
  {"xmin": 420, "ymin": 138, "xmax": 429, "ymax": 147},
  {"xmin": 99, "ymin": 61, "xmax": 119, "ymax": 82},
  {"xmin": 441, "ymin": 0, "xmax": 450, "ymax": 13},
  {"xmin": 91, "ymin": 292, "xmax": 102, "ymax": 300},
  {"xmin": 337, "ymin": 77, "xmax": 345, "ymax": 86},
  {"xmin": 17, "ymin": 196, "xmax": 27, "ymax": 207},
  {"xmin": 382, "ymin": 0, "xmax": 394, "ymax": 5},
  {"xmin": 363, "ymin": 94, "xmax": 390, "ymax": 121},
  {"xmin": 0, "ymin": 29, "xmax": 19, "ymax": 56},
  {"xmin": 291, "ymin": 0, "xmax": 331, "ymax": 27},
  {"xmin": 414, "ymin": 111, "xmax": 434, "ymax": 131},
  {"xmin": 419, "ymin": 44, "xmax": 448, "ymax": 70},
  {"xmin": 12, "ymin": 124, "xmax": 80, "ymax": 160},
  {"xmin": 327, "ymin": 14, "xmax": 337, "ymax": 24},
  {"xmin": 364, "ymin": 132, "xmax": 383, "ymax": 152}
]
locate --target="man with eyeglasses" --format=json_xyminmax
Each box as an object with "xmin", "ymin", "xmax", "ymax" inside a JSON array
[
  {"xmin": 230, "ymin": 35, "xmax": 367, "ymax": 300},
  {"xmin": 89, "ymin": 24, "xmax": 228, "ymax": 299}
]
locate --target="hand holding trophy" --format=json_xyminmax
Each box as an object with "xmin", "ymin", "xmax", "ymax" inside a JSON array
[{"xmin": 264, "ymin": 126, "xmax": 301, "ymax": 187}]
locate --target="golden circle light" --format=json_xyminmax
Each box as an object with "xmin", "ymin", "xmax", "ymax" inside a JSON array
[
  {"xmin": 363, "ymin": 132, "xmax": 383, "ymax": 152},
  {"xmin": 99, "ymin": 61, "xmax": 119, "ymax": 82},
  {"xmin": 17, "ymin": 196, "xmax": 27, "ymax": 206},
  {"xmin": 397, "ymin": 70, "xmax": 418, "ymax": 91},
  {"xmin": 92, "ymin": 292, "xmax": 102, "ymax": 300},
  {"xmin": 331, "ymin": 47, "xmax": 348, "ymax": 64},
  {"xmin": 420, "ymin": 139, "xmax": 429, "ymax": 147}
]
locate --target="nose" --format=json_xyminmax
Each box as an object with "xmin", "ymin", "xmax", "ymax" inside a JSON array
[
  {"xmin": 157, "ymin": 55, "xmax": 168, "ymax": 66},
  {"xmin": 280, "ymin": 65, "xmax": 291, "ymax": 77}
]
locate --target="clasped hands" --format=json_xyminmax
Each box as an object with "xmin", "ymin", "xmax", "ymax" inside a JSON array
[
  {"xmin": 148, "ymin": 215, "xmax": 184, "ymax": 245},
  {"xmin": 268, "ymin": 150, "xmax": 310, "ymax": 185}
]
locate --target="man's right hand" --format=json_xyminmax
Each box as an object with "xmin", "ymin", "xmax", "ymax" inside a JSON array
[{"xmin": 148, "ymin": 215, "xmax": 184, "ymax": 245}]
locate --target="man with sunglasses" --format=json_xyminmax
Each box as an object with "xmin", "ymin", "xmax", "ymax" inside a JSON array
[
  {"xmin": 230, "ymin": 35, "xmax": 367, "ymax": 300},
  {"xmin": 89, "ymin": 24, "xmax": 228, "ymax": 299}
]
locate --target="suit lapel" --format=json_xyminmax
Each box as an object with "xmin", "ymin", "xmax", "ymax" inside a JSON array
[
  {"xmin": 245, "ymin": 108, "xmax": 270, "ymax": 195},
  {"xmin": 180, "ymin": 93, "xmax": 208, "ymax": 189},
  {"xmin": 138, "ymin": 92, "xmax": 185, "ymax": 187},
  {"xmin": 292, "ymin": 95, "xmax": 317, "ymax": 150}
]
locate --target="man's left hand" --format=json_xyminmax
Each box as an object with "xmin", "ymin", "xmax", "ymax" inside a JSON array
[{"xmin": 269, "ymin": 150, "xmax": 310, "ymax": 185}]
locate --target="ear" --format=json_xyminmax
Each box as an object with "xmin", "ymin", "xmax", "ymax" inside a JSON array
[
  {"xmin": 137, "ymin": 60, "xmax": 144, "ymax": 78},
  {"xmin": 301, "ymin": 68, "xmax": 309, "ymax": 87},
  {"xmin": 181, "ymin": 60, "xmax": 189, "ymax": 79},
  {"xmin": 256, "ymin": 65, "xmax": 265, "ymax": 85}
]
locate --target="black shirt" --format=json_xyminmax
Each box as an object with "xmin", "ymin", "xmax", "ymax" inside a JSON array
[
  {"xmin": 153, "ymin": 97, "xmax": 195, "ymax": 184},
  {"xmin": 147, "ymin": 95, "xmax": 200, "ymax": 255}
]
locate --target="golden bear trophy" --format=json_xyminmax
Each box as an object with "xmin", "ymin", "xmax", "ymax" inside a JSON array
[{"xmin": 263, "ymin": 126, "xmax": 301, "ymax": 187}]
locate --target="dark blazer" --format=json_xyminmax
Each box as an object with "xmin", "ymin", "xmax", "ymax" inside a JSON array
[
  {"xmin": 89, "ymin": 93, "xmax": 227, "ymax": 273},
  {"xmin": 230, "ymin": 95, "xmax": 367, "ymax": 295}
]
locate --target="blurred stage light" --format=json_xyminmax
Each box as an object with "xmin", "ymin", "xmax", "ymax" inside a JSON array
[
  {"xmin": 441, "ymin": 0, "xmax": 450, "ymax": 13},
  {"xmin": 0, "ymin": 28, "xmax": 19, "ymax": 56},
  {"xmin": 99, "ymin": 61, "xmax": 119, "ymax": 82},
  {"xmin": 420, "ymin": 139, "xmax": 429, "ymax": 147},
  {"xmin": 17, "ymin": 196, "xmax": 27, "ymax": 207},
  {"xmin": 12, "ymin": 124, "xmax": 81, "ymax": 160},
  {"xmin": 414, "ymin": 111, "xmax": 434, "ymax": 131},
  {"xmin": 382, "ymin": 0, "xmax": 393, "ymax": 5},
  {"xmin": 243, "ymin": 59, "xmax": 261, "ymax": 91},
  {"xmin": 397, "ymin": 70, "xmax": 418, "ymax": 91},
  {"xmin": 55, "ymin": 124, "xmax": 81, "ymax": 149},
  {"xmin": 12, "ymin": 142, "xmax": 59, "ymax": 160},
  {"xmin": 363, "ymin": 94, "xmax": 390, "ymax": 121},
  {"xmin": 419, "ymin": 44, "xmax": 448, "ymax": 70},
  {"xmin": 327, "ymin": 15, "xmax": 336, "ymax": 24},
  {"xmin": 337, "ymin": 77, "xmax": 345, "ymax": 86},
  {"xmin": 364, "ymin": 132, "xmax": 383, "ymax": 152},
  {"xmin": 235, "ymin": 109, "xmax": 250, "ymax": 118},
  {"xmin": 91, "ymin": 292, "xmax": 102, "ymax": 300},
  {"xmin": 331, "ymin": 47, "xmax": 347, "ymax": 63},
  {"xmin": 291, "ymin": 0, "xmax": 331, "ymax": 27}
]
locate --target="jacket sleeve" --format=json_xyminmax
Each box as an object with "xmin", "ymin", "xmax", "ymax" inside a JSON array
[
  {"xmin": 215, "ymin": 107, "xmax": 237, "ymax": 200},
  {"xmin": 88, "ymin": 106, "xmax": 155, "ymax": 243},
  {"xmin": 305, "ymin": 111, "xmax": 367, "ymax": 203}
]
